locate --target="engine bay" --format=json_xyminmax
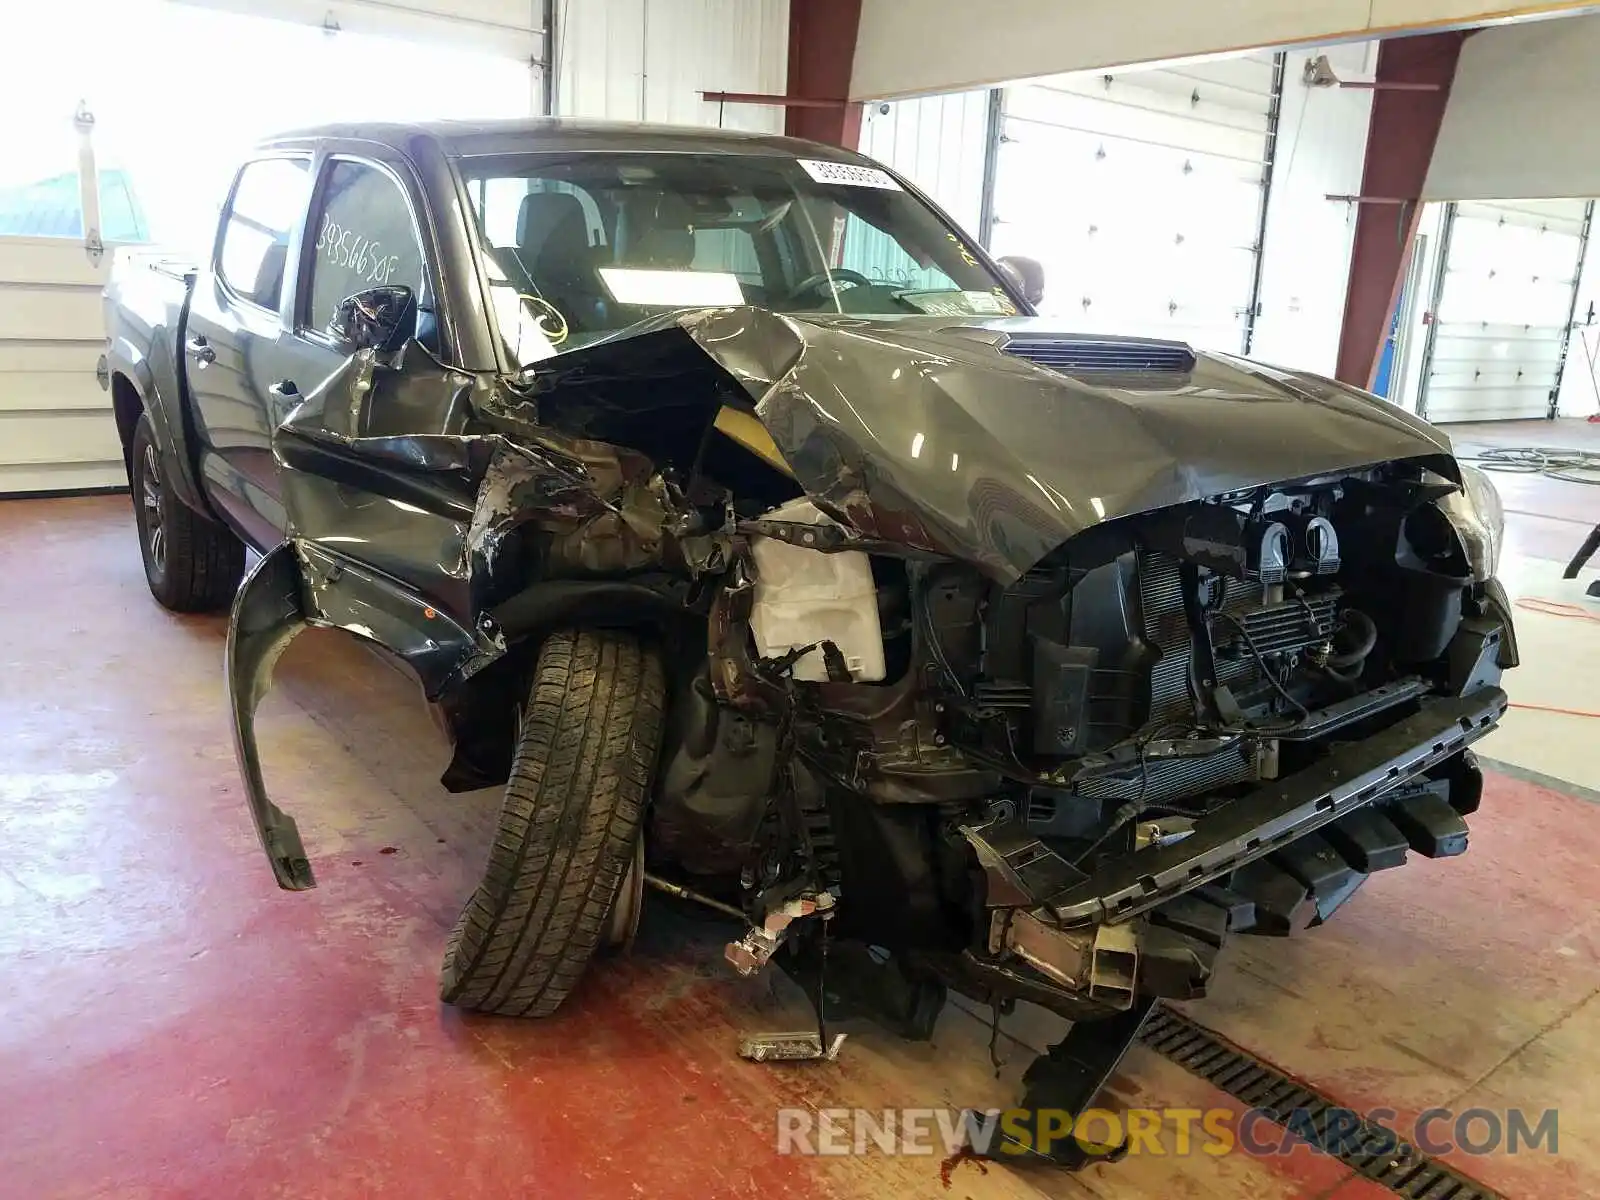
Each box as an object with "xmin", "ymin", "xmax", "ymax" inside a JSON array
[{"xmin": 648, "ymin": 454, "xmax": 1511, "ymax": 1025}]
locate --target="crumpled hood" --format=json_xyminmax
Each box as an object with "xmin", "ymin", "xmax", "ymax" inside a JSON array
[{"xmin": 536, "ymin": 308, "xmax": 1458, "ymax": 584}]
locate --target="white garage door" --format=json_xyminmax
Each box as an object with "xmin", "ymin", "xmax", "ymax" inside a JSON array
[
  {"xmin": 0, "ymin": 90, "xmax": 126, "ymax": 495},
  {"xmin": 1417, "ymin": 199, "xmax": 1592, "ymax": 423},
  {"xmin": 988, "ymin": 54, "xmax": 1280, "ymax": 352},
  {"xmin": 0, "ymin": 241, "xmax": 122, "ymax": 493},
  {"xmin": 0, "ymin": 1, "xmax": 538, "ymax": 497}
]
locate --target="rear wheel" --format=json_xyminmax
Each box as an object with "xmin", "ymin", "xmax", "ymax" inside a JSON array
[
  {"xmin": 131, "ymin": 415, "xmax": 245, "ymax": 612},
  {"xmin": 440, "ymin": 628, "xmax": 665, "ymax": 1017}
]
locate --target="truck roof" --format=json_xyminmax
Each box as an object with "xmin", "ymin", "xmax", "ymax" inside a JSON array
[{"xmin": 260, "ymin": 117, "xmax": 871, "ymax": 163}]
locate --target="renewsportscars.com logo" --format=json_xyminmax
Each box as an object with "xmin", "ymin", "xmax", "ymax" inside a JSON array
[{"xmin": 775, "ymin": 1106, "xmax": 1559, "ymax": 1159}]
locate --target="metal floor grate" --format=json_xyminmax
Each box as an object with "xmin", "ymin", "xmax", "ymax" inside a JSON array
[{"xmin": 1139, "ymin": 1006, "xmax": 1506, "ymax": 1199}]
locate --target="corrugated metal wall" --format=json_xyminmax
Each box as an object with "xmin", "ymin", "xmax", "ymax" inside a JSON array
[
  {"xmin": 857, "ymin": 90, "xmax": 993, "ymax": 237},
  {"xmin": 556, "ymin": 0, "xmax": 790, "ymax": 132}
]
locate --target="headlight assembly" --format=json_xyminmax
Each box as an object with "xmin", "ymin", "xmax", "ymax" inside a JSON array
[{"xmin": 1441, "ymin": 464, "xmax": 1505, "ymax": 582}]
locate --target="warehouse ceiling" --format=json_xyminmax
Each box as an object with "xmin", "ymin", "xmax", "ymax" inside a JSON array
[
  {"xmin": 1425, "ymin": 14, "xmax": 1600, "ymax": 199},
  {"xmin": 849, "ymin": 0, "xmax": 1600, "ymax": 99}
]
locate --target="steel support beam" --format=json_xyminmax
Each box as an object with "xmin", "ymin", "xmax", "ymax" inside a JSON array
[
  {"xmin": 1334, "ymin": 32, "xmax": 1466, "ymax": 390},
  {"xmin": 786, "ymin": 0, "xmax": 864, "ymax": 148}
]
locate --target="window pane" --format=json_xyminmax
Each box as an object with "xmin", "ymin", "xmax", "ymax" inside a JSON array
[
  {"xmin": 304, "ymin": 161, "xmax": 425, "ymax": 332},
  {"xmin": 0, "ymin": 166, "xmax": 84, "ymax": 238},
  {"xmin": 217, "ymin": 158, "xmax": 310, "ymax": 310}
]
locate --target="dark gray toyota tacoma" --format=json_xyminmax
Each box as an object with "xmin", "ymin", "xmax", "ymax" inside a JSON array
[{"xmin": 102, "ymin": 118, "xmax": 1515, "ymax": 1160}]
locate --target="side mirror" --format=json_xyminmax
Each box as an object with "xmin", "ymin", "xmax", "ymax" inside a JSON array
[
  {"xmin": 998, "ymin": 255, "xmax": 1045, "ymax": 307},
  {"xmin": 328, "ymin": 285, "xmax": 417, "ymax": 354}
]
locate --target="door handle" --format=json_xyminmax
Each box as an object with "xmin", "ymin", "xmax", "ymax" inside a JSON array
[
  {"xmin": 267, "ymin": 379, "xmax": 300, "ymax": 421},
  {"xmin": 185, "ymin": 336, "xmax": 216, "ymax": 366}
]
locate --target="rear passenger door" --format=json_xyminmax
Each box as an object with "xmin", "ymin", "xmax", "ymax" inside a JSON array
[{"xmin": 185, "ymin": 154, "xmax": 311, "ymax": 548}]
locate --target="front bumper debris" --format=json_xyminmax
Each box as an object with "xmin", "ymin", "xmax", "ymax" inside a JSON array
[{"xmin": 966, "ymin": 688, "xmax": 1506, "ymax": 1008}]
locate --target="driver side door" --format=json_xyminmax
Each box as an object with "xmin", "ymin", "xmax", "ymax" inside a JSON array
[
  {"xmin": 274, "ymin": 152, "xmax": 433, "ymax": 437},
  {"xmin": 269, "ymin": 150, "xmax": 474, "ymax": 612}
]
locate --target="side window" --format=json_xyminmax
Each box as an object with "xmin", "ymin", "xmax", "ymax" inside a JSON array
[
  {"xmin": 304, "ymin": 160, "xmax": 426, "ymax": 334},
  {"xmin": 217, "ymin": 158, "xmax": 311, "ymax": 311}
]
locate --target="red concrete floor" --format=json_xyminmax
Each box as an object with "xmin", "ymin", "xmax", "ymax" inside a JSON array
[{"xmin": 3, "ymin": 494, "xmax": 1597, "ymax": 1200}]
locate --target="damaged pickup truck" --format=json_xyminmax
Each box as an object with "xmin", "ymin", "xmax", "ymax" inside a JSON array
[{"xmin": 103, "ymin": 120, "xmax": 1514, "ymax": 1153}]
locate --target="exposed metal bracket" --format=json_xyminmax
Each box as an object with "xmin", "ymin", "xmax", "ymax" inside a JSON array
[
  {"xmin": 73, "ymin": 100, "xmax": 103, "ymax": 269},
  {"xmin": 1326, "ymin": 195, "xmax": 1413, "ymax": 205},
  {"xmin": 1305, "ymin": 55, "xmax": 1442, "ymax": 91},
  {"xmin": 1304, "ymin": 55, "xmax": 1339, "ymax": 87},
  {"xmin": 1342, "ymin": 82, "xmax": 1443, "ymax": 91},
  {"xmin": 699, "ymin": 91, "xmax": 847, "ymax": 108}
]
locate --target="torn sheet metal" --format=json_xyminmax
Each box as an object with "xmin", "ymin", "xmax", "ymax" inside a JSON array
[
  {"xmin": 232, "ymin": 297, "xmax": 1463, "ymax": 891},
  {"xmin": 685, "ymin": 309, "xmax": 1458, "ymax": 584},
  {"xmin": 522, "ymin": 309, "xmax": 1457, "ymax": 584},
  {"xmin": 232, "ymin": 333, "xmax": 723, "ymax": 889}
]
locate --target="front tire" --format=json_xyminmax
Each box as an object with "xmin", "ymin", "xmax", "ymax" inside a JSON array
[
  {"xmin": 131, "ymin": 415, "xmax": 245, "ymax": 612},
  {"xmin": 440, "ymin": 628, "xmax": 665, "ymax": 1017}
]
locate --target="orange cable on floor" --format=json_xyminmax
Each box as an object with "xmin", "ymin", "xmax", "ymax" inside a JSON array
[
  {"xmin": 1508, "ymin": 701, "xmax": 1600, "ymax": 719},
  {"xmin": 1504, "ymin": 598, "xmax": 1600, "ymax": 715},
  {"xmin": 1514, "ymin": 597, "xmax": 1600, "ymax": 624}
]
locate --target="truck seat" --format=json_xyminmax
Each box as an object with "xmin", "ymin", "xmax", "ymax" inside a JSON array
[{"xmin": 514, "ymin": 192, "xmax": 609, "ymax": 333}]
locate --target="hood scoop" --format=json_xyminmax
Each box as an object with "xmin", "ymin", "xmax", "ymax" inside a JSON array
[{"xmin": 1003, "ymin": 334, "xmax": 1197, "ymax": 377}]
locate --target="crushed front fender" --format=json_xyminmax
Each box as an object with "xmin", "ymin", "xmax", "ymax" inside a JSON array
[
  {"xmin": 227, "ymin": 538, "xmax": 506, "ymax": 891},
  {"xmin": 226, "ymin": 542, "xmax": 315, "ymax": 891}
]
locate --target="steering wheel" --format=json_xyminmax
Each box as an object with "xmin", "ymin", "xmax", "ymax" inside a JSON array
[{"xmin": 784, "ymin": 268, "xmax": 873, "ymax": 306}]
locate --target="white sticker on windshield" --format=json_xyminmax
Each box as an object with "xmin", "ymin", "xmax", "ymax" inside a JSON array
[
  {"xmin": 599, "ymin": 268, "xmax": 746, "ymax": 307},
  {"xmin": 797, "ymin": 159, "xmax": 903, "ymax": 191}
]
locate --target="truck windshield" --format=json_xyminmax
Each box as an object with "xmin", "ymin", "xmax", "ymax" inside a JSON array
[{"xmin": 456, "ymin": 151, "xmax": 1015, "ymax": 365}]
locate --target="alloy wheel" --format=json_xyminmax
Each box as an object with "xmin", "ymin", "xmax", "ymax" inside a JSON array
[{"xmin": 141, "ymin": 442, "xmax": 165, "ymax": 572}]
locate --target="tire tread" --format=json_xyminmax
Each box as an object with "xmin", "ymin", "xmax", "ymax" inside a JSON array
[
  {"xmin": 440, "ymin": 628, "xmax": 664, "ymax": 1017},
  {"xmin": 132, "ymin": 415, "xmax": 244, "ymax": 613}
]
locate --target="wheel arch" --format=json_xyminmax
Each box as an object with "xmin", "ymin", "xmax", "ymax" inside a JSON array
[
  {"xmin": 227, "ymin": 537, "xmax": 508, "ymax": 889},
  {"xmin": 108, "ymin": 331, "xmax": 216, "ymax": 520},
  {"xmin": 437, "ymin": 588, "xmax": 694, "ymax": 794},
  {"xmin": 110, "ymin": 371, "xmax": 145, "ymax": 483}
]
